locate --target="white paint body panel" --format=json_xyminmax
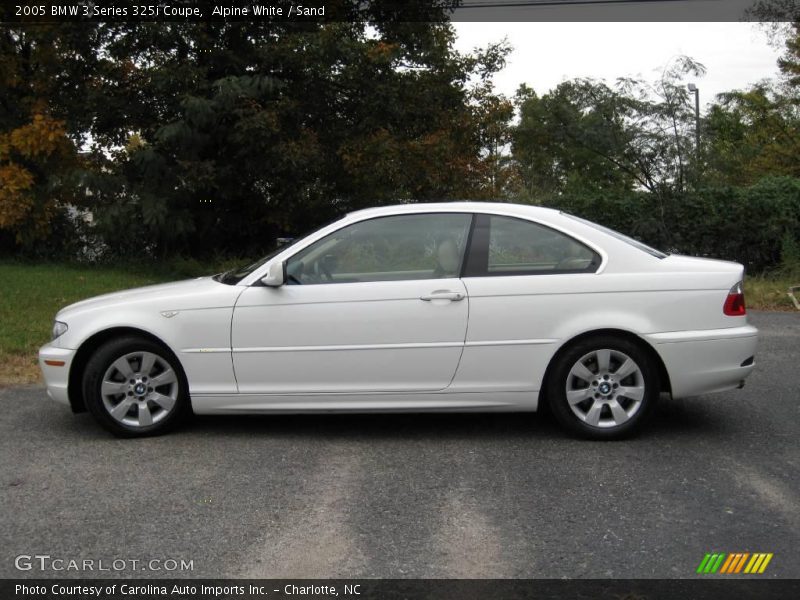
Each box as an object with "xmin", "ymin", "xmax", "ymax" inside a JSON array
[
  {"xmin": 41, "ymin": 278, "xmax": 243, "ymax": 395},
  {"xmin": 231, "ymin": 279, "xmax": 468, "ymax": 393},
  {"xmin": 38, "ymin": 202, "xmax": 758, "ymax": 416}
]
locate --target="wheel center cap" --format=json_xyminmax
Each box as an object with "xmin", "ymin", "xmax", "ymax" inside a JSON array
[
  {"xmin": 133, "ymin": 383, "xmax": 147, "ymax": 396},
  {"xmin": 598, "ymin": 382, "xmax": 612, "ymax": 395}
]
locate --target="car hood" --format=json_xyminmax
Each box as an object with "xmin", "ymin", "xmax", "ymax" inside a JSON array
[{"xmin": 56, "ymin": 276, "xmax": 235, "ymax": 319}]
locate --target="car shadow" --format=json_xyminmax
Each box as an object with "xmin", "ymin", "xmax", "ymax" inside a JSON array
[
  {"xmin": 53, "ymin": 391, "xmax": 736, "ymax": 443},
  {"xmin": 188, "ymin": 410, "xmax": 563, "ymax": 442},
  {"xmin": 179, "ymin": 394, "xmax": 731, "ymax": 443}
]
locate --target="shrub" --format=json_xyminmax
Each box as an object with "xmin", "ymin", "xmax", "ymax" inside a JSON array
[{"xmin": 541, "ymin": 176, "xmax": 800, "ymax": 273}]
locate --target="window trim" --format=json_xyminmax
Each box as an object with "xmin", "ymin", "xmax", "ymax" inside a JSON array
[
  {"xmin": 284, "ymin": 212, "xmax": 476, "ymax": 285},
  {"xmin": 462, "ymin": 213, "xmax": 601, "ymax": 278}
]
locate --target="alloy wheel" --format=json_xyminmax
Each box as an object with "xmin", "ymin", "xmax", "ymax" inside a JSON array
[
  {"xmin": 565, "ymin": 348, "xmax": 645, "ymax": 428},
  {"xmin": 100, "ymin": 351, "xmax": 179, "ymax": 428}
]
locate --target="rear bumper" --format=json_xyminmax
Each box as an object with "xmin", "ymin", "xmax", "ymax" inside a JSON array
[
  {"xmin": 646, "ymin": 325, "xmax": 758, "ymax": 399},
  {"xmin": 38, "ymin": 344, "xmax": 76, "ymax": 406}
]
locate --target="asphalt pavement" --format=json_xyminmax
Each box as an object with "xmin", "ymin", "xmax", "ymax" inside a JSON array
[{"xmin": 1, "ymin": 311, "xmax": 798, "ymax": 579}]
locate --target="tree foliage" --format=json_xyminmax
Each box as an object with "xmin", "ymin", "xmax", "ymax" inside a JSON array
[
  {"xmin": 513, "ymin": 57, "xmax": 706, "ymax": 206},
  {"xmin": 2, "ymin": 13, "xmax": 800, "ymax": 274},
  {"xmin": 510, "ymin": 44, "xmax": 800, "ymax": 268},
  {"xmin": 0, "ymin": 16, "xmax": 512, "ymax": 258},
  {"xmin": 779, "ymin": 21, "xmax": 800, "ymax": 85},
  {"xmin": 0, "ymin": 21, "xmax": 109, "ymax": 250},
  {"xmin": 704, "ymin": 84, "xmax": 800, "ymax": 184}
]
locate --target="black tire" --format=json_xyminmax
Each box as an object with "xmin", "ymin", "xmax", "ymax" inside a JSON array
[
  {"xmin": 82, "ymin": 336, "xmax": 190, "ymax": 438},
  {"xmin": 546, "ymin": 335, "xmax": 659, "ymax": 440}
]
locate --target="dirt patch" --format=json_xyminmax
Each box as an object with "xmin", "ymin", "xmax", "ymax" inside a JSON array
[{"xmin": 0, "ymin": 353, "xmax": 42, "ymax": 386}]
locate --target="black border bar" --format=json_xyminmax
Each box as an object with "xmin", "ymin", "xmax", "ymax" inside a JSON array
[
  {"xmin": 0, "ymin": 0, "xmax": 792, "ymax": 23},
  {"xmin": 4, "ymin": 579, "xmax": 800, "ymax": 600}
]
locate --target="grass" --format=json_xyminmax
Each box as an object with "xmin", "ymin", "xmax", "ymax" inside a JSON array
[
  {"xmin": 1, "ymin": 260, "xmax": 797, "ymax": 385},
  {"xmin": 744, "ymin": 276, "xmax": 800, "ymax": 312},
  {"xmin": 0, "ymin": 262, "xmax": 188, "ymax": 385}
]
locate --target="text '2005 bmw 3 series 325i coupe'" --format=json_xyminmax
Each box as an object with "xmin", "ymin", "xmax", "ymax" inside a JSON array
[{"xmin": 39, "ymin": 202, "xmax": 757, "ymax": 439}]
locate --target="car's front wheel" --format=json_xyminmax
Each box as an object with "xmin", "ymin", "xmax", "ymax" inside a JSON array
[
  {"xmin": 82, "ymin": 336, "xmax": 190, "ymax": 437},
  {"xmin": 547, "ymin": 336, "xmax": 659, "ymax": 440}
]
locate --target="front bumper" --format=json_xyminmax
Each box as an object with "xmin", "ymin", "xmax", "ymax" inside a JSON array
[
  {"xmin": 646, "ymin": 325, "xmax": 758, "ymax": 399},
  {"xmin": 38, "ymin": 343, "xmax": 76, "ymax": 406}
]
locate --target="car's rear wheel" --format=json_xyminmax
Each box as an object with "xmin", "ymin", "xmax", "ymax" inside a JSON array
[
  {"xmin": 82, "ymin": 336, "xmax": 190, "ymax": 437},
  {"xmin": 547, "ymin": 336, "xmax": 659, "ymax": 440}
]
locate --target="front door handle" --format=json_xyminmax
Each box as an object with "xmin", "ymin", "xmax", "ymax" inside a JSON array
[{"xmin": 420, "ymin": 291, "xmax": 465, "ymax": 302}]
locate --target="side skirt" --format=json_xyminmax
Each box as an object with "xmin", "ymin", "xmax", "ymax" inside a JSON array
[{"xmin": 190, "ymin": 390, "xmax": 538, "ymax": 414}]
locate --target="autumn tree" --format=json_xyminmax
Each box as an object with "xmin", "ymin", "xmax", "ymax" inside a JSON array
[
  {"xmin": 0, "ymin": 21, "xmax": 104, "ymax": 249},
  {"xmin": 0, "ymin": 114, "xmax": 78, "ymax": 246}
]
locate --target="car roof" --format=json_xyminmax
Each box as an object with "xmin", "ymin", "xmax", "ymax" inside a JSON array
[
  {"xmin": 239, "ymin": 201, "xmax": 661, "ymax": 285},
  {"xmin": 346, "ymin": 201, "xmax": 562, "ymax": 219}
]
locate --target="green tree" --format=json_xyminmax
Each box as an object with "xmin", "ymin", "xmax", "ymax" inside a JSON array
[
  {"xmin": 88, "ymin": 20, "xmax": 509, "ymax": 258},
  {"xmin": 1, "ymin": 6, "xmax": 510, "ymax": 259},
  {"xmin": 702, "ymin": 15, "xmax": 800, "ymax": 185},
  {"xmin": 704, "ymin": 84, "xmax": 800, "ymax": 184},
  {"xmin": 513, "ymin": 81, "xmax": 636, "ymax": 201},
  {"xmin": 512, "ymin": 57, "xmax": 706, "ymax": 203},
  {"xmin": 779, "ymin": 22, "xmax": 800, "ymax": 85}
]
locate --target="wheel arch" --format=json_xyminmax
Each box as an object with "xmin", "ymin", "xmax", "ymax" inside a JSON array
[
  {"xmin": 538, "ymin": 328, "xmax": 672, "ymax": 410},
  {"xmin": 67, "ymin": 327, "xmax": 185, "ymax": 414}
]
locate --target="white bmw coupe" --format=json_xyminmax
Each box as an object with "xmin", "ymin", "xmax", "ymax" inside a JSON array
[{"xmin": 39, "ymin": 202, "xmax": 757, "ymax": 439}]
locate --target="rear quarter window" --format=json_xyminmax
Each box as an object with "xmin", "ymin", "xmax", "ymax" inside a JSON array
[
  {"xmin": 463, "ymin": 214, "xmax": 600, "ymax": 277},
  {"xmin": 564, "ymin": 213, "xmax": 668, "ymax": 259}
]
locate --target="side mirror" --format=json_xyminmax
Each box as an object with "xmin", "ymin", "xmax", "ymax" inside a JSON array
[{"xmin": 261, "ymin": 261, "xmax": 285, "ymax": 287}]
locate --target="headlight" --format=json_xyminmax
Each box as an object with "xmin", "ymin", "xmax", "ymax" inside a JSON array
[{"xmin": 51, "ymin": 320, "xmax": 68, "ymax": 340}]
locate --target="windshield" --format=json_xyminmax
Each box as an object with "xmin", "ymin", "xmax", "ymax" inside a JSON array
[{"xmin": 564, "ymin": 213, "xmax": 668, "ymax": 259}]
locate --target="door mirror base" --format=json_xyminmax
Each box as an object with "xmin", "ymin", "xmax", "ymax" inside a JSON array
[{"xmin": 260, "ymin": 261, "xmax": 285, "ymax": 287}]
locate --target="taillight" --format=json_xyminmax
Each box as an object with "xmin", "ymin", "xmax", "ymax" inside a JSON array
[{"xmin": 723, "ymin": 281, "xmax": 746, "ymax": 316}]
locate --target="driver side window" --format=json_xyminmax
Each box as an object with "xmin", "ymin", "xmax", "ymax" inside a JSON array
[{"xmin": 285, "ymin": 213, "xmax": 472, "ymax": 285}]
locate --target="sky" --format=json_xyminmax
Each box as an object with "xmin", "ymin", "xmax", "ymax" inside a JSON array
[{"xmin": 452, "ymin": 22, "xmax": 784, "ymax": 108}]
